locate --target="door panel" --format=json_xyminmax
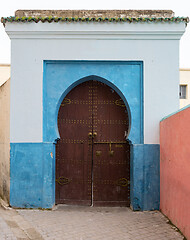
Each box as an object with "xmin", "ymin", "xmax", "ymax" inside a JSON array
[
  {"xmin": 56, "ymin": 81, "xmax": 93, "ymax": 205},
  {"xmin": 92, "ymin": 81, "xmax": 130, "ymax": 206},
  {"xmin": 56, "ymin": 80, "xmax": 130, "ymax": 206},
  {"xmin": 93, "ymin": 143, "xmax": 130, "ymax": 206}
]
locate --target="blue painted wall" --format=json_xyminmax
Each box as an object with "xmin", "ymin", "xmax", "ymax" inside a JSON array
[
  {"xmin": 130, "ymin": 144, "xmax": 160, "ymax": 210},
  {"xmin": 10, "ymin": 143, "xmax": 55, "ymax": 208}
]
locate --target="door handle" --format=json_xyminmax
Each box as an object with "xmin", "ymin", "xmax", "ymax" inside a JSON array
[
  {"xmin": 88, "ymin": 132, "xmax": 97, "ymax": 138},
  {"xmin": 93, "ymin": 132, "xmax": 97, "ymax": 137},
  {"xmin": 88, "ymin": 132, "xmax": 92, "ymax": 138}
]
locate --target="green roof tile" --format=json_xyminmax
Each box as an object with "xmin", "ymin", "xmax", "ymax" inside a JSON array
[{"xmin": 1, "ymin": 16, "xmax": 189, "ymax": 26}]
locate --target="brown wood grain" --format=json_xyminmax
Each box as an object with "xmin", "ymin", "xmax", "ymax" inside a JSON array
[{"xmin": 56, "ymin": 81, "xmax": 130, "ymax": 206}]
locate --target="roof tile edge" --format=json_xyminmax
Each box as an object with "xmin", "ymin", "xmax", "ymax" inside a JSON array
[
  {"xmin": 1, "ymin": 16, "xmax": 189, "ymax": 25},
  {"xmin": 1, "ymin": 10, "xmax": 189, "ymax": 26}
]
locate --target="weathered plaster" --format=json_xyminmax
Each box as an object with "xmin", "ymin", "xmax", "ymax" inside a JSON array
[
  {"xmin": 0, "ymin": 79, "xmax": 10, "ymax": 203},
  {"xmin": 130, "ymin": 144, "xmax": 160, "ymax": 210},
  {"xmin": 10, "ymin": 143, "xmax": 55, "ymax": 208}
]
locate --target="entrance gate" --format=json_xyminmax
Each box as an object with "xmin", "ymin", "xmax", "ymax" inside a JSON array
[{"xmin": 56, "ymin": 80, "xmax": 130, "ymax": 206}]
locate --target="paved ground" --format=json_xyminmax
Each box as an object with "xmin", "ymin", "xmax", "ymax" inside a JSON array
[{"xmin": 0, "ymin": 205, "xmax": 184, "ymax": 240}]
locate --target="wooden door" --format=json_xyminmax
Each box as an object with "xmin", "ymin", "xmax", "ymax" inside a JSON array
[
  {"xmin": 56, "ymin": 81, "xmax": 93, "ymax": 205},
  {"xmin": 92, "ymin": 81, "xmax": 130, "ymax": 206},
  {"xmin": 56, "ymin": 80, "xmax": 130, "ymax": 206}
]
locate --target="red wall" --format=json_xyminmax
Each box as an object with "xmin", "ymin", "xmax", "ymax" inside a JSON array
[{"xmin": 160, "ymin": 106, "xmax": 190, "ymax": 239}]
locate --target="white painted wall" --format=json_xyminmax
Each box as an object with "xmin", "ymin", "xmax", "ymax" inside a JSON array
[{"xmin": 5, "ymin": 22, "xmax": 186, "ymax": 144}]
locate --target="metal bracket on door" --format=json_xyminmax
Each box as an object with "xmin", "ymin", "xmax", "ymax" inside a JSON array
[
  {"xmin": 109, "ymin": 143, "xmax": 114, "ymax": 156},
  {"xmin": 56, "ymin": 177, "xmax": 71, "ymax": 185},
  {"xmin": 93, "ymin": 141, "xmax": 127, "ymax": 144},
  {"xmin": 96, "ymin": 151, "xmax": 102, "ymax": 156},
  {"xmin": 93, "ymin": 141, "xmax": 127, "ymax": 156},
  {"xmin": 115, "ymin": 178, "xmax": 130, "ymax": 187},
  {"xmin": 61, "ymin": 98, "xmax": 71, "ymax": 107}
]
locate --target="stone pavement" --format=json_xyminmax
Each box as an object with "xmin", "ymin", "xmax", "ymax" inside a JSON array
[
  {"xmin": 0, "ymin": 205, "xmax": 185, "ymax": 240},
  {"xmin": 0, "ymin": 205, "xmax": 43, "ymax": 239}
]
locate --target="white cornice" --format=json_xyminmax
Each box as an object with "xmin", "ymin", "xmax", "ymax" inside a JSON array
[
  {"xmin": 6, "ymin": 30, "xmax": 185, "ymax": 40},
  {"xmin": 5, "ymin": 22, "xmax": 186, "ymax": 40}
]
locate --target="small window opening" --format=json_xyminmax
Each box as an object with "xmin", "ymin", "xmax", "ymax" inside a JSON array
[{"xmin": 179, "ymin": 85, "xmax": 187, "ymax": 99}]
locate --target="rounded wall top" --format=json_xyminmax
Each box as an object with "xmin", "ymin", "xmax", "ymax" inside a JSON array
[
  {"xmin": 1, "ymin": 9, "xmax": 189, "ymax": 26},
  {"xmin": 14, "ymin": 9, "xmax": 175, "ymax": 18}
]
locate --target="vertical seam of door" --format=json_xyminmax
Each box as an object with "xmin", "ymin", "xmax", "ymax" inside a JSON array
[{"xmin": 91, "ymin": 80, "xmax": 94, "ymax": 206}]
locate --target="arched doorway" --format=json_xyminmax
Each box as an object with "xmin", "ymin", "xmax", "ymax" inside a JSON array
[{"xmin": 56, "ymin": 80, "xmax": 130, "ymax": 206}]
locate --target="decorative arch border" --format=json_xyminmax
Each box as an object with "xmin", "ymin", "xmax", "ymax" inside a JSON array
[
  {"xmin": 55, "ymin": 75, "xmax": 132, "ymax": 141},
  {"xmin": 43, "ymin": 60, "xmax": 143, "ymax": 145}
]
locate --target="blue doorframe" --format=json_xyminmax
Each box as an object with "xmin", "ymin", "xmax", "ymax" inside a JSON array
[{"xmin": 43, "ymin": 60, "xmax": 147, "ymax": 209}]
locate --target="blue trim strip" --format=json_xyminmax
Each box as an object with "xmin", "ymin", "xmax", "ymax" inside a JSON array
[
  {"xmin": 161, "ymin": 104, "xmax": 190, "ymax": 122},
  {"xmin": 43, "ymin": 62, "xmax": 47, "ymax": 141},
  {"xmin": 140, "ymin": 62, "xmax": 144, "ymax": 144}
]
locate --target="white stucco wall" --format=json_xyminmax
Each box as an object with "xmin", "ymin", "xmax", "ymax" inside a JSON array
[{"xmin": 5, "ymin": 22, "xmax": 186, "ymax": 144}]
